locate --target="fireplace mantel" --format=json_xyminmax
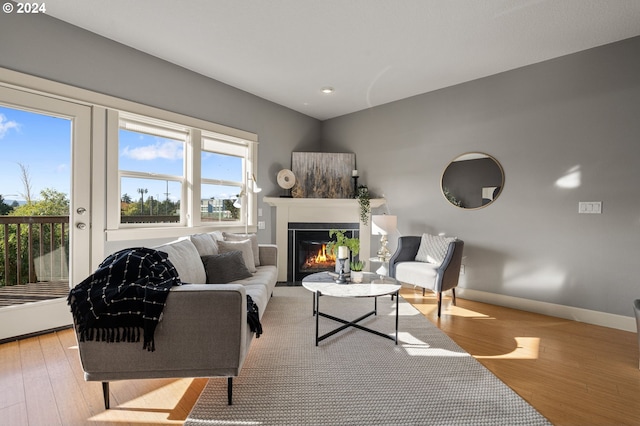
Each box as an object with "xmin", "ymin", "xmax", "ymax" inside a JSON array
[{"xmin": 263, "ymin": 197, "xmax": 386, "ymax": 281}]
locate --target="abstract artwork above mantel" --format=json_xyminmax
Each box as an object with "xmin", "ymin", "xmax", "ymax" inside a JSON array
[{"xmin": 291, "ymin": 152, "xmax": 355, "ymax": 198}]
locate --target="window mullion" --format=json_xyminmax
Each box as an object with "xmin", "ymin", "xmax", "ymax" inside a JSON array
[{"xmin": 189, "ymin": 129, "xmax": 201, "ymax": 227}]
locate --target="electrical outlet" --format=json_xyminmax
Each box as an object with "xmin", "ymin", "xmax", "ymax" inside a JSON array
[
  {"xmin": 258, "ymin": 221, "xmax": 266, "ymax": 230},
  {"xmin": 460, "ymin": 264, "xmax": 465, "ymax": 275}
]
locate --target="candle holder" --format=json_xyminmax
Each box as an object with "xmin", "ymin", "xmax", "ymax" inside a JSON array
[
  {"xmin": 352, "ymin": 175, "xmax": 359, "ymax": 198},
  {"xmin": 335, "ymin": 258, "xmax": 348, "ymax": 284}
]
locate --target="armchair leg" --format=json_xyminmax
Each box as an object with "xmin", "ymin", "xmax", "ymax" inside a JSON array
[
  {"xmin": 452, "ymin": 288, "xmax": 457, "ymax": 306},
  {"xmin": 102, "ymin": 382, "xmax": 110, "ymax": 409},
  {"xmin": 437, "ymin": 292, "xmax": 442, "ymax": 317},
  {"xmin": 228, "ymin": 377, "xmax": 233, "ymax": 405}
]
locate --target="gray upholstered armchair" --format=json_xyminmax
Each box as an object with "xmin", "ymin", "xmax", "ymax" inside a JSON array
[
  {"xmin": 389, "ymin": 235, "xmax": 464, "ymax": 317},
  {"xmin": 634, "ymin": 299, "xmax": 640, "ymax": 369}
]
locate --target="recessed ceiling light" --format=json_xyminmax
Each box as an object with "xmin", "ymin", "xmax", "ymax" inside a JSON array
[{"xmin": 321, "ymin": 87, "xmax": 335, "ymax": 94}]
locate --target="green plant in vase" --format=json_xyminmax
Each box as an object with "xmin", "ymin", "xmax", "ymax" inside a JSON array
[
  {"xmin": 326, "ymin": 229, "xmax": 360, "ymax": 274},
  {"xmin": 350, "ymin": 260, "xmax": 366, "ymax": 283},
  {"xmin": 350, "ymin": 260, "xmax": 366, "ymax": 271},
  {"xmin": 326, "ymin": 229, "xmax": 360, "ymax": 257}
]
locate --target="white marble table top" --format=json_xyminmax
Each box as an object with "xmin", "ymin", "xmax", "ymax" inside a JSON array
[{"xmin": 301, "ymin": 272, "xmax": 401, "ymax": 298}]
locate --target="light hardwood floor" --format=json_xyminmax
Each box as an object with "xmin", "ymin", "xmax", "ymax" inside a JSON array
[{"xmin": 1, "ymin": 289, "xmax": 638, "ymax": 425}]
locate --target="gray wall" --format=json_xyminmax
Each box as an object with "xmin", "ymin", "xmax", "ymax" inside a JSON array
[
  {"xmin": 0, "ymin": 12, "xmax": 321, "ymax": 248},
  {"xmin": 2, "ymin": 12, "xmax": 638, "ymax": 317},
  {"xmin": 322, "ymin": 36, "xmax": 640, "ymax": 317}
]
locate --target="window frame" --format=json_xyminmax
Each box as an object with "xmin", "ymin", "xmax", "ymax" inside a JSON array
[
  {"xmin": 117, "ymin": 113, "xmax": 188, "ymax": 227},
  {"xmin": 196, "ymin": 131, "xmax": 250, "ymax": 227},
  {"xmin": 106, "ymin": 109, "xmax": 258, "ymax": 239}
]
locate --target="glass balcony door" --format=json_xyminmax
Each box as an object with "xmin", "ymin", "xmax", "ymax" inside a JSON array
[{"xmin": 0, "ymin": 86, "xmax": 91, "ymax": 340}]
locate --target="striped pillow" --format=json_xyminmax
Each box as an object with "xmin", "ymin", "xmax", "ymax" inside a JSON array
[{"xmin": 415, "ymin": 233, "xmax": 456, "ymax": 265}]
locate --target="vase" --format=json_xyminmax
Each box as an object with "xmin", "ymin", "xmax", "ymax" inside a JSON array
[{"xmin": 351, "ymin": 271, "xmax": 364, "ymax": 283}]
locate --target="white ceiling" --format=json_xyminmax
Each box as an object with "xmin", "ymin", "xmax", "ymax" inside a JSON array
[{"xmin": 46, "ymin": 0, "xmax": 640, "ymax": 120}]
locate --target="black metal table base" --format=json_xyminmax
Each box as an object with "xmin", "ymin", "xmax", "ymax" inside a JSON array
[{"xmin": 313, "ymin": 290, "xmax": 399, "ymax": 345}]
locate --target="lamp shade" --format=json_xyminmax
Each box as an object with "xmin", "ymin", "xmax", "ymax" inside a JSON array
[{"xmin": 372, "ymin": 215, "xmax": 397, "ymax": 235}]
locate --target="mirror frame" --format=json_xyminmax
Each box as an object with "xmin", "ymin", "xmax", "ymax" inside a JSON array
[{"xmin": 440, "ymin": 152, "xmax": 505, "ymax": 210}]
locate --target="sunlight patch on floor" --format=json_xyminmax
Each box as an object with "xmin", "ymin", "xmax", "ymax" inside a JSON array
[
  {"xmin": 88, "ymin": 378, "xmax": 193, "ymax": 424},
  {"xmin": 445, "ymin": 305, "xmax": 494, "ymax": 318},
  {"xmin": 475, "ymin": 337, "xmax": 540, "ymax": 360},
  {"xmin": 398, "ymin": 331, "xmax": 471, "ymax": 357}
]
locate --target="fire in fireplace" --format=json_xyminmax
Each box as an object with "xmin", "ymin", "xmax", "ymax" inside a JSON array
[{"xmin": 301, "ymin": 241, "xmax": 336, "ymax": 273}]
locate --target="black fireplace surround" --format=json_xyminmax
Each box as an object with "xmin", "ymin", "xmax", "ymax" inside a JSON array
[{"xmin": 287, "ymin": 222, "xmax": 359, "ymax": 282}]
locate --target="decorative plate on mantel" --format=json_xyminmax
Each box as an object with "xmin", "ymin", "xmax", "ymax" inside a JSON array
[{"xmin": 277, "ymin": 169, "xmax": 296, "ymax": 189}]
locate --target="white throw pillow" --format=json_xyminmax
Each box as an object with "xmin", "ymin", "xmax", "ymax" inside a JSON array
[
  {"xmin": 155, "ymin": 238, "xmax": 207, "ymax": 284},
  {"xmin": 217, "ymin": 239, "xmax": 257, "ymax": 273},
  {"xmin": 189, "ymin": 233, "xmax": 219, "ymax": 256},
  {"xmin": 415, "ymin": 233, "xmax": 457, "ymax": 266},
  {"xmin": 223, "ymin": 232, "xmax": 260, "ymax": 266}
]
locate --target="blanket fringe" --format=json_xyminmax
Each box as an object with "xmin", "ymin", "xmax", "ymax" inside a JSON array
[{"xmin": 78, "ymin": 327, "xmax": 142, "ymax": 344}]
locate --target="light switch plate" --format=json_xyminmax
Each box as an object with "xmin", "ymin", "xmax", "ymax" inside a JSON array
[{"xmin": 578, "ymin": 201, "xmax": 602, "ymax": 214}]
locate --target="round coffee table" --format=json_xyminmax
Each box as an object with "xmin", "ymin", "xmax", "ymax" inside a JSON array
[{"xmin": 302, "ymin": 271, "xmax": 401, "ymax": 345}]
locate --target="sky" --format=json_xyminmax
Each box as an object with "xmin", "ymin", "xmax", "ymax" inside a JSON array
[
  {"xmin": 0, "ymin": 106, "xmax": 70, "ymax": 202},
  {"xmin": 0, "ymin": 104, "xmax": 243, "ymax": 206}
]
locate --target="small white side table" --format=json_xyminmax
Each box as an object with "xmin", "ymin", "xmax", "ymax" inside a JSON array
[{"xmin": 369, "ymin": 256, "xmax": 391, "ymax": 276}]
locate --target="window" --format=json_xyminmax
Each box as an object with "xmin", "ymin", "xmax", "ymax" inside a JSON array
[
  {"xmin": 200, "ymin": 132, "xmax": 247, "ymax": 224},
  {"xmin": 111, "ymin": 111, "xmax": 257, "ymax": 232},
  {"xmin": 118, "ymin": 115, "xmax": 187, "ymax": 225}
]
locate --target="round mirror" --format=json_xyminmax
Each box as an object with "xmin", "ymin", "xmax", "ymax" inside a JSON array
[{"xmin": 441, "ymin": 152, "xmax": 504, "ymax": 209}]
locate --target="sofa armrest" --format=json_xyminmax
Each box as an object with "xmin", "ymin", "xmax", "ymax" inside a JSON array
[
  {"xmin": 258, "ymin": 244, "xmax": 278, "ymax": 267},
  {"xmin": 389, "ymin": 236, "xmax": 421, "ymax": 278},
  {"xmin": 77, "ymin": 283, "xmax": 250, "ymax": 381}
]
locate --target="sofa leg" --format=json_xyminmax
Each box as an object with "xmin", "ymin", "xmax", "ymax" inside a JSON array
[
  {"xmin": 227, "ymin": 377, "xmax": 233, "ymax": 405},
  {"xmin": 102, "ymin": 382, "xmax": 110, "ymax": 409}
]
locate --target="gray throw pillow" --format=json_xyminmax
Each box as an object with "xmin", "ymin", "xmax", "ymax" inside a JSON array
[
  {"xmin": 201, "ymin": 251, "xmax": 252, "ymax": 284},
  {"xmin": 217, "ymin": 239, "xmax": 257, "ymax": 273}
]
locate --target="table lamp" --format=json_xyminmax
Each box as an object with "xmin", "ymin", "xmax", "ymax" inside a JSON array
[{"xmin": 372, "ymin": 214, "xmax": 397, "ymax": 260}]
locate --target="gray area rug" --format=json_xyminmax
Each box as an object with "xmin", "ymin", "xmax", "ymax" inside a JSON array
[{"xmin": 185, "ymin": 287, "xmax": 551, "ymax": 425}]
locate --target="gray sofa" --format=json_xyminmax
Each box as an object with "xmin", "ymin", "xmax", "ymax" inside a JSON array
[{"xmin": 73, "ymin": 233, "xmax": 278, "ymax": 408}]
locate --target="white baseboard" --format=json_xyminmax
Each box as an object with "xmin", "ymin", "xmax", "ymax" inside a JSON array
[{"xmin": 456, "ymin": 288, "xmax": 637, "ymax": 333}]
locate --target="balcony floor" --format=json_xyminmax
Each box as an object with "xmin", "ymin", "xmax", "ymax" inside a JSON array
[{"xmin": 0, "ymin": 281, "xmax": 70, "ymax": 307}]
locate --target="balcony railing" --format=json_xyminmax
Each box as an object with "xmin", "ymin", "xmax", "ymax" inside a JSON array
[{"xmin": 0, "ymin": 216, "xmax": 69, "ymax": 306}]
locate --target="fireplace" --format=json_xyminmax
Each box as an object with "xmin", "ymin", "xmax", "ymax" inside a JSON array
[
  {"xmin": 264, "ymin": 197, "xmax": 385, "ymax": 282},
  {"xmin": 288, "ymin": 222, "xmax": 359, "ymax": 281}
]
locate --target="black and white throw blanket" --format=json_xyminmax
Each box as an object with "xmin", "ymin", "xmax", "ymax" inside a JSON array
[{"xmin": 68, "ymin": 247, "xmax": 181, "ymax": 351}]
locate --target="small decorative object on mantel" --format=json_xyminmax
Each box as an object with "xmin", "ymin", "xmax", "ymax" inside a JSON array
[
  {"xmin": 356, "ymin": 185, "xmax": 371, "ymax": 225},
  {"xmin": 276, "ymin": 169, "xmax": 296, "ymax": 197},
  {"xmin": 351, "ymin": 169, "xmax": 359, "ymax": 197}
]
